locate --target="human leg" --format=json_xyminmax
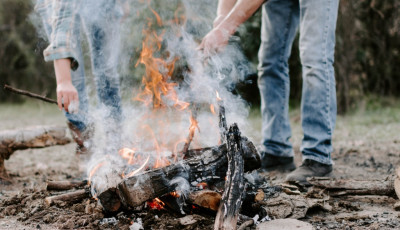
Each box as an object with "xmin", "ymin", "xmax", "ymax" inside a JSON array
[
  {"xmin": 286, "ymin": 0, "xmax": 339, "ymax": 182},
  {"xmin": 257, "ymin": 0, "xmax": 300, "ymax": 170}
]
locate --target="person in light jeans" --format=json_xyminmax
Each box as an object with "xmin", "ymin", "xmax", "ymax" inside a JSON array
[
  {"xmin": 200, "ymin": 0, "xmax": 339, "ymax": 183},
  {"xmin": 35, "ymin": 0, "xmax": 124, "ymax": 153}
]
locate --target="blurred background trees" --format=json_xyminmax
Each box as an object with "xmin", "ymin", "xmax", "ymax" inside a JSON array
[{"xmin": 0, "ymin": 0, "xmax": 399, "ymax": 114}]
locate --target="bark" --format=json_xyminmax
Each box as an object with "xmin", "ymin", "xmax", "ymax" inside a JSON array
[
  {"xmin": 0, "ymin": 125, "xmax": 71, "ymax": 161},
  {"xmin": 99, "ymin": 138, "xmax": 260, "ymax": 211},
  {"xmin": 308, "ymin": 177, "xmax": 396, "ymax": 197},
  {"xmin": 214, "ymin": 124, "xmax": 245, "ymax": 230},
  {"xmin": 45, "ymin": 189, "xmax": 90, "ymax": 206},
  {"xmin": 46, "ymin": 180, "xmax": 87, "ymax": 191}
]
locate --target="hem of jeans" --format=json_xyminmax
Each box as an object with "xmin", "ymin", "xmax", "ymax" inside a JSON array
[
  {"xmin": 262, "ymin": 148, "xmax": 294, "ymax": 158},
  {"xmin": 302, "ymin": 155, "xmax": 333, "ymax": 165}
]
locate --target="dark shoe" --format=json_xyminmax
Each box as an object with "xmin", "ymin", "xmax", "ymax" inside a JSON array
[
  {"xmin": 286, "ymin": 159, "xmax": 332, "ymax": 183},
  {"xmin": 67, "ymin": 122, "xmax": 94, "ymax": 154},
  {"xmin": 261, "ymin": 152, "xmax": 296, "ymax": 172}
]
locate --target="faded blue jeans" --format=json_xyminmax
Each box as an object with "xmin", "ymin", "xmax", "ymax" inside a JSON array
[
  {"xmin": 258, "ymin": 0, "xmax": 339, "ymax": 165},
  {"xmin": 38, "ymin": 0, "xmax": 123, "ymax": 133}
]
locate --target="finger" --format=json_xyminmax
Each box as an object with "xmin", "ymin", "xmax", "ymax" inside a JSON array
[
  {"xmin": 57, "ymin": 92, "xmax": 63, "ymax": 111},
  {"xmin": 63, "ymin": 95, "xmax": 70, "ymax": 113}
]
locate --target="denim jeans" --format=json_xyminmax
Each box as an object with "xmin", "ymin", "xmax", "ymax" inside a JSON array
[
  {"xmin": 39, "ymin": 0, "xmax": 123, "ymax": 133},
  {"xmin": 257, "ymin": 0, "xmax": 339, "ymax": 165}
]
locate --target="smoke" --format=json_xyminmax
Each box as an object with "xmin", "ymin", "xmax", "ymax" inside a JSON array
[{"xmin": 33, "ymin": 0, "xmax": 254, "ymax": 197}]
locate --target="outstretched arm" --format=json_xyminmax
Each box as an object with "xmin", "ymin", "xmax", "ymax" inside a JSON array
[{"xmin": 199, "ymin": 0, "xmax": 265, "ymax": 53}]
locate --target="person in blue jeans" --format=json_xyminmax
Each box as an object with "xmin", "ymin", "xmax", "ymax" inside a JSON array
[
  {"xmin": 35, "ymin": 0, "xmax": 125, "ymax": 153},
  {"xmin": 200, "ymin": 0, "xmax": 339, "ymax": 183}
]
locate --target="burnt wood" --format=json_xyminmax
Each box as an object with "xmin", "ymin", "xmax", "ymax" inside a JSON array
[
  {"xmin": 214, "ymin": 124, "xmax": 245, "ymax": 230},
  {"xmin": 99, "ymin": 138, "xmax": 260, "ymax": 211}
]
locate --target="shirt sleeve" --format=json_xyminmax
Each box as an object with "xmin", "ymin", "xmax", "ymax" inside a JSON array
[{"xmin": 43, "ymin": 0, "xmax": 79, "ymax": 70}]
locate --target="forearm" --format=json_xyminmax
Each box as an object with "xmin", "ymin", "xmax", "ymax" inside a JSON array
[
  {"xmin": 217, "ymin": 0, "xmax": 237, "ymax": 17},
  {"xmin": 54, "ymin": 59, "xmax": 72, "ymax": 85},
  {"xmin": 216, "ymin": 0, "xmax": 265, "ymax": 36}
]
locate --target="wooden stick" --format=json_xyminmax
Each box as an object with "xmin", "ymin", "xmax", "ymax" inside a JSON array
[
  {"xmin": 214, "ymin": 123, "xmax": 245, "ymax": 230},
  {"xmin": 46, "ymin": 180, "xmax": 87, "ymax": 191},
  {"xmin": 3, "ymin": 84, "xmax": 57, "ymax": 105},
  {"xmin": 308, "ymin": 177, "xmax": 396, "ymax": 197},
  {"xmin": 45, "ymin": 189, "xmax": 90, "ymax": 206}
]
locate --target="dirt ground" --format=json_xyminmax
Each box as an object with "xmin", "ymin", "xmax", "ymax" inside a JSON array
[{"xmin": 1, "ymin": 101, "xmax": 400, "ymax": 229}]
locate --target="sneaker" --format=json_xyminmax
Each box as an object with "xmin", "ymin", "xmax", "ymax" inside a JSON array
[
  {"xmin": 261, "ymin": 152, "xmax": 296, "ymax": 172},
  {"xmin": 285, "ymin": 159, "xmax": 332, "ymax": 183},
  {"xmin": 67, "ymin": 122, "xmax": 94, "ymax": 154}
]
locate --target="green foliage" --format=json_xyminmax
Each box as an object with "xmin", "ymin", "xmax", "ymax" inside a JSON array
[
  {"xmin": 0, "ymin": 0, "xmax": 55, "ymax": 102},
  {"xmin": 0, "ymin": 0, "xmax": 399, "ymax": 115}
]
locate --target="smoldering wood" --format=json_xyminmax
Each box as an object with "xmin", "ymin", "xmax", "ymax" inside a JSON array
[
  {"xmin": 4, "ymin": 84, "xmax": 58, "ymax": 105},
  {"xmin": 46, "ymin": 180, "xmax": 87, "ymax": 191},
  {"xmin": 45, "ymin": 189, "xmax": 90, "ymax": 206},
  {"xmin": 99, "ymin": 138, "xmax": 260, "ymax": 211},
  {"xmin": 307, "ymin": 177, "xmax": 396, "ymax": 197},
  {"xmin": 214, "ymin": 124, "xmax": 245, "ymax": 230},
  {"xmin": 0, "ymin": 125, "xmax": 71, "ymax": 160},
  {"xmin": 218, "ymin": 100, "xmax": 227, "ymax": 144}
]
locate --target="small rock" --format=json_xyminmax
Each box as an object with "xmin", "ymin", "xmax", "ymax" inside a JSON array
[{"xmin": 256, "ymin": 219, "xmax": 313, "ymax": 230}]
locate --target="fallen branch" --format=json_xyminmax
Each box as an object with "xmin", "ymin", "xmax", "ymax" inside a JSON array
[
  {"xmin": 47, "ymin": 180, "xmax": 87, "ymax": 191},
  {"xmin": 308, "ymin": 177, "xmax": 396, "ymax": 197},
  {"xmin": 45, "ymin": 189, "xmax": 90, "ymax": 206},
  {"xmin": 4, "ymin": 84, "xmax": 57, "ymax": 105}
]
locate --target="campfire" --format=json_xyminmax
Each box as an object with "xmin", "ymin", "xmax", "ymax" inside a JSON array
[{"xmin": 46, "ymin": 5, "xmax": 263, "ymax": 230}]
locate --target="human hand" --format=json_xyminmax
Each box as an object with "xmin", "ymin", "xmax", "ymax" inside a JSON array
[
  {"xmin": 56, "ymin": 81, "xmax": 79, "ymax": 113},
  {"xmin": 198, "ymin": 27, "xmax": 230, "ymax": 56}
]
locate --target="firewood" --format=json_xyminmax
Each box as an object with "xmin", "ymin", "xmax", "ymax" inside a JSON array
[
  {"xmin": 307, "ymin": 177, "xmax": 396, "ymax": 197},
  {"xmin": 99, "ymin": 138, "xmax": 260, "ymax": 211},
  {"xmin": 214, "ymin": 123, "xmax": 245, "ymax": 230},
  {"xmin": 0, "ymin": 125, "xmax": 71, "ymax": 161},
  {"xmin": 46, "ymin": 180, "xmax": 87, "ymax": 191},
  {"xmin": 188, "ymin": 190, "xmax": 222, "ymax": 211},
  {"xmin": 3, "ymin": 84, "xmax": 58, "ymax": 105},
  {"xmin": 45, "ymin": 189, "xmax": 90, "ymax": 206}
]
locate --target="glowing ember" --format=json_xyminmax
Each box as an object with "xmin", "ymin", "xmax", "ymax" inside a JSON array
[{"xmin": 147, "ymin": 198, "xmax": 165, "ymax": 210}]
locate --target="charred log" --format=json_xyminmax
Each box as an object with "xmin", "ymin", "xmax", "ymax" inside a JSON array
[
  {"xmin": 99, "ymin": 137, "xmax": 260, "ymax": 211},
  {"xmin": 214, "ymin": 124, "xmax": 245, "ymax": 230}
]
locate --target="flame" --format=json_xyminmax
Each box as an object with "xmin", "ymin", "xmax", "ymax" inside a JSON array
[
  {"xmin": 216, "ymin": 91, "xmax": 222, "ymax": 101},
  {"xmin": 88, "ymin": 162, "xmax": 105, "ymax": 186},
  {"xmin": 147, "ymin": 198, "xmax": 165, "ymax": 210},
  {"xmin": 210, "ymin": 104, "xmax": 216, "ymax": 115},
  {"xmin": 125, "ymin": 154, "xmax": 151, "ymax": 178}
]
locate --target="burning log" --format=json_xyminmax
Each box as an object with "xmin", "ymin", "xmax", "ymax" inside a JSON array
[
  {"xmin": 46, "ymin": 180, "xmax": 87, "ymax": 191},
  {"xmin": 217, "ymin": 96, "xmax": 228, "ymax": 144},
  {"xmin": 214, "ymin": 124, "xmax": 245, "ymax": 230},
  {"xmin": 188, "ymin": 190, "xmax": 222, "ymax": 212},
  {"xmin": 45, "ymin": 189, "xmax": 90, "ymax": 206},
  {"xmin": 307, "ymin": 177, "xmax": 396, "ymax": 197},
  {"xmin": 99, "ymin": 134, "xmax": 260, "ymax": 211}
]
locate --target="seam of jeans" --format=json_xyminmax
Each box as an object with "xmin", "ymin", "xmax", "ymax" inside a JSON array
[{"xmin": 324, "ymin": 0, "xmax": 333, "ymax": 141}]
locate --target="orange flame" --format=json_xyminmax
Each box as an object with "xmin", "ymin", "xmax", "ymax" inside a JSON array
[
  {"xmin": 88, "ymin": 162, "xmax": 105, "ymax": 186},
  {"xmin": 147, "ymin": 198, "xmax": 165, "ymax": 210}
]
